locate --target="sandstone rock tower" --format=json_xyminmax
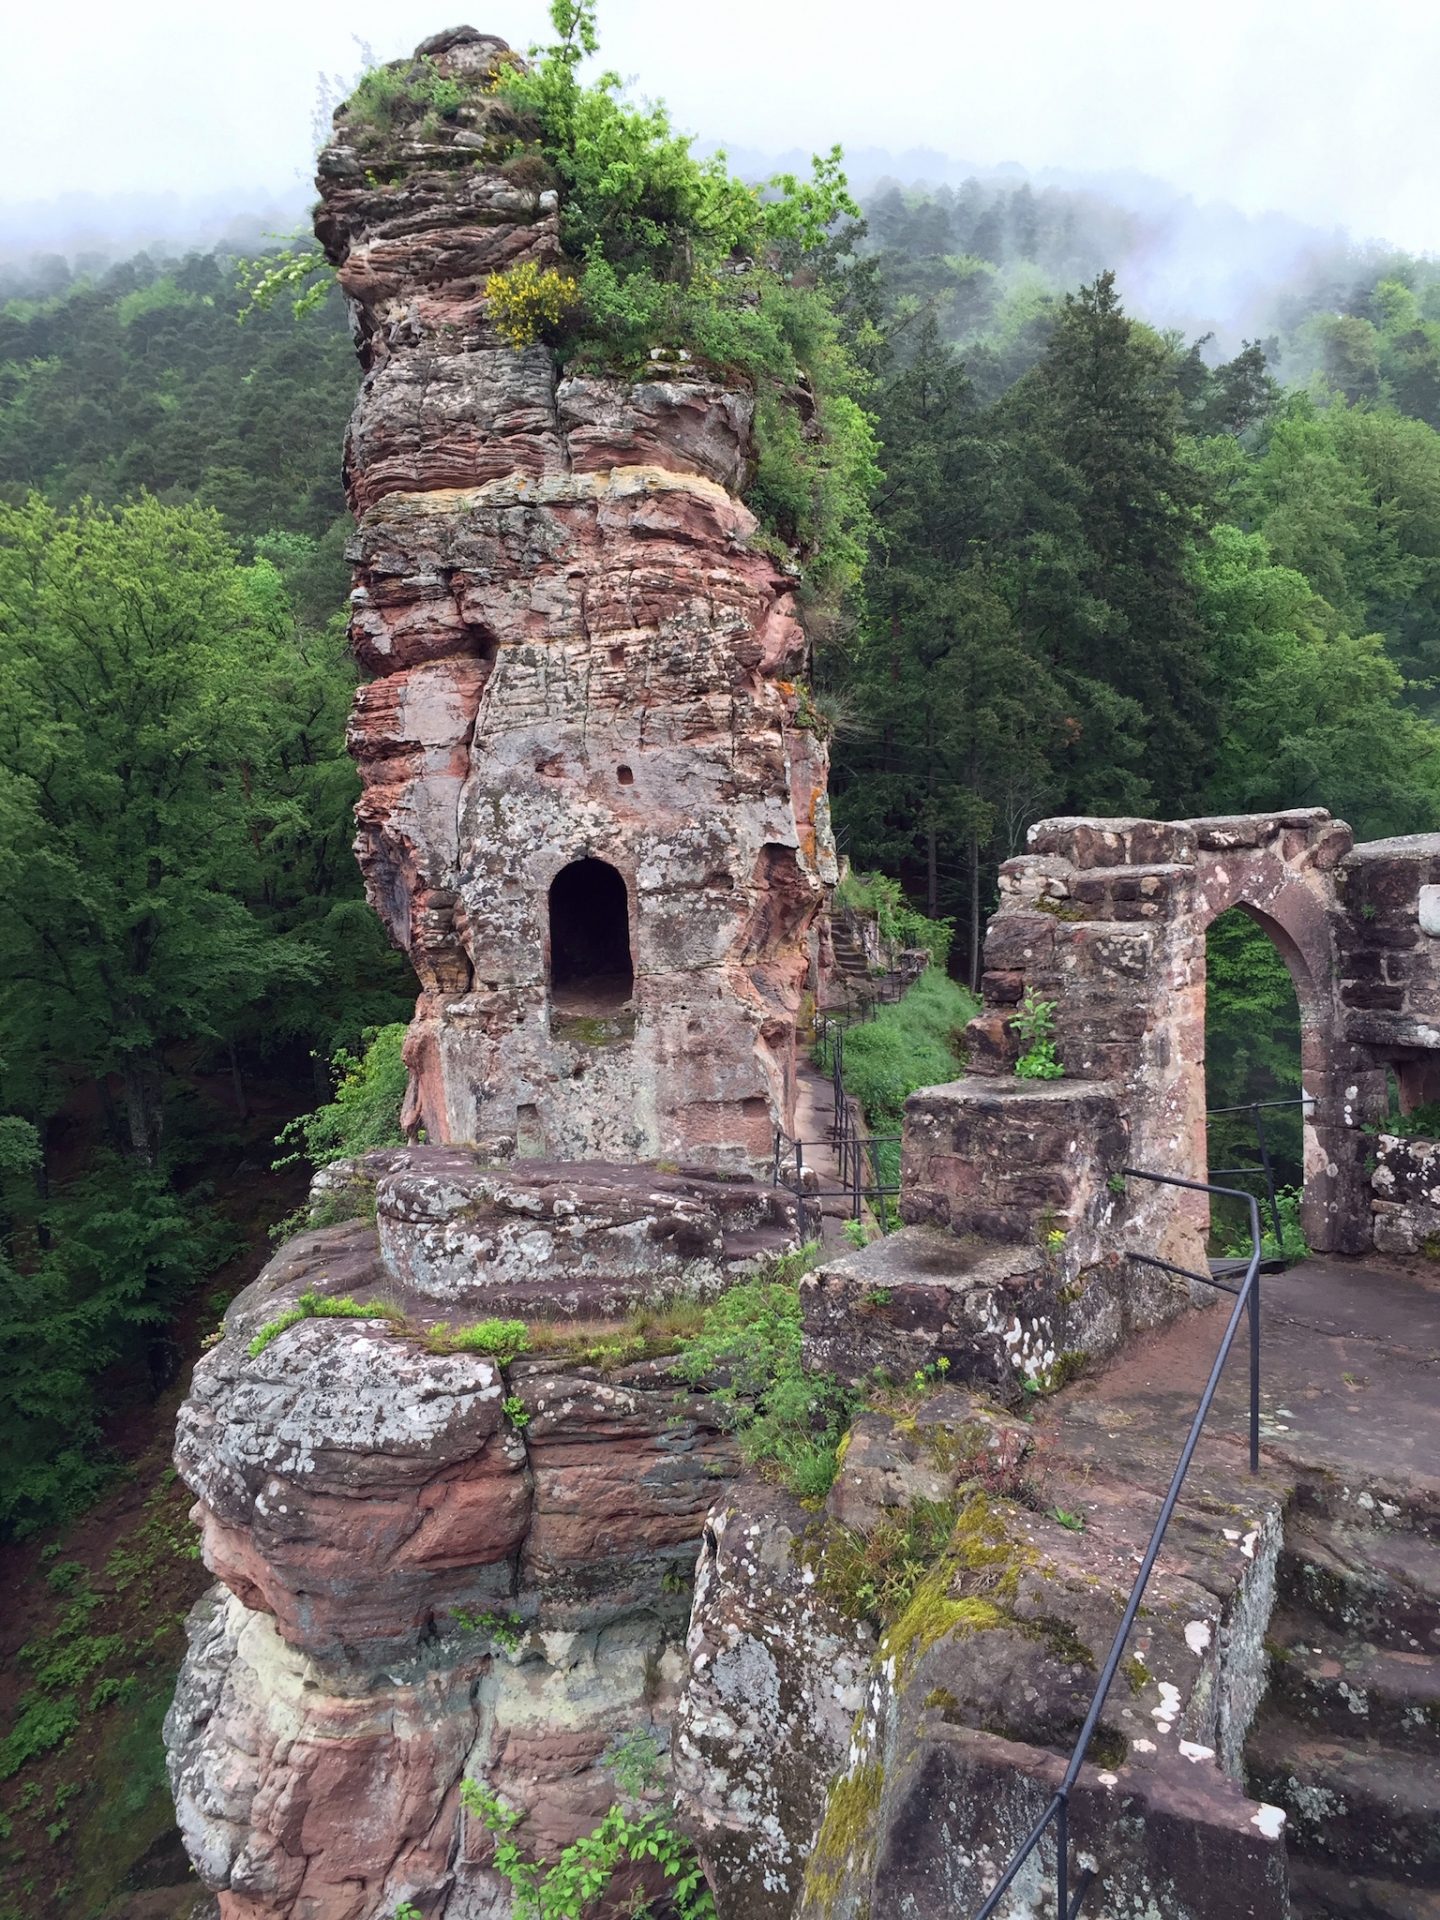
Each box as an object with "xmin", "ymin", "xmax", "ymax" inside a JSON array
[{"xmin": 317, "ymin": 27, "xmax": 834, "ymax": 1168}]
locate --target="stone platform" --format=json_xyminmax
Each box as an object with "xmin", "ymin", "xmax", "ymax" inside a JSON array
[
  {"xmin": 1045, "ymin": 1254, "xmax": 1440, "ymax": 1517},
  {"xmin": 315, "ymin": 1144, "xmax": 798, "ymax": 1317}
]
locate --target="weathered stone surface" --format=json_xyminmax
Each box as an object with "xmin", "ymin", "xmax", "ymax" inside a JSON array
[
  {"xmin": 673, "ymin": 1488, "xmax": 874, "ymax": 1920},
  {"xmin": 803, "ymin": 1725, "xmax": 1289, "ymax": 1920},
  {"xmin": 902, "ymin": 1076, "xmax": 1127, "ymax": 1242},
  {"xmin": 824, "ymin": 1388, "xmax": 1030, "ymax": 1533},
  {"xmin": 318, "ymin": 28, "xmax": 833, "ymax": 1168},
  {"xmin": 557, "ymin": 372, "xmax": 754, "ymax": 489},
  {"xmin": 677, "ymin": 1386, "xmax": 1291, "ymax": 1920},
  {"xmin": 169, "ymin": 1199, "xmax": 745, "ymax": 1916},
  {"xmin": 166, "ymin": 1589, "xmax": 503, "ymax": 1920},
  {"xmin": 166, "ymin": 1583, "xmax": 688, "ymax": 1920},
  {"xmin": 1372, "ymin": 1133, "xmax": 1440, "ymax": 1254},
  {"xmin": 372, "ymin": 1145, "xmax": 796, "ymax": 1314},
  {"xmin": 177, "ymin": 1214, "xmax": 744, "ymax": 1655}
]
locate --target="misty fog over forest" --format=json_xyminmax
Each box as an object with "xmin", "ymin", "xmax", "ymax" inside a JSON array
[{"xmin": 0, "ymin": 148, "xmax": 1419, "ymax": 363}]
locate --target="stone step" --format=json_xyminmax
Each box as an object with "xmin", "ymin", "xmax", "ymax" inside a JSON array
[
  {"xmin": 1294, "ymin": 1476, "xmax": 1440, "ymax": 1542},
  {"xmin": 1288, "ymin": 1858, "xmax": 1440, "ymax": 1918},
  {"xmin": 1279, "ymin": 1514, "xmax": 1440, "ymax": 1652},
  {"xmin": 1267, "ymin": 1609, "xmax": 1440, "ymax": 1750},
  {"xmin": 1245, "ymin": 1716, "xmax": 1440, "ymax": 1884}
]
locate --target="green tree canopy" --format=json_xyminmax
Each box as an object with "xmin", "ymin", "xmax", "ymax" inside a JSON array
[{"xmin": 0, "ymin": 495, "xmax": 324, "ymax": 1158}]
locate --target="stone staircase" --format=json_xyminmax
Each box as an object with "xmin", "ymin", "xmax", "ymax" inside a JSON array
[
  {"xmin": 1245, "ymin": 1492, "xmax": 1440, "ymax": 1918},
  {"xmin": 829, "ymin": 915, "xmax": 873, "ymax": 991}
]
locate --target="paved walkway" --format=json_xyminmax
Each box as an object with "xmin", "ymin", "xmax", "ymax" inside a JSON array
[
  {"xmin": 790, "ymin": 1060, "xmax": 855, "ymax": 1251},
  {"xmin": 1041, "ymin": 1254, "xmax": 1440, "ymax": 1513}
]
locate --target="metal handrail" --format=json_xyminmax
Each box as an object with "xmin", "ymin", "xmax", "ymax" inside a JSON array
[
  {"xmin": 969, "ymin": 1169, "xmax": 1263, "ymax": 1920},
  {"xmin": 1205, "ymin": 1094, "xmax": 1310, "ymax": 1256},
  {"xmin": 1206, "ymin": 1096, "xmax": 1314, "ymax": 1116},
  {"xmin": 770, "ymin": 1124, "xmax": 902, "ymax": 1239}
]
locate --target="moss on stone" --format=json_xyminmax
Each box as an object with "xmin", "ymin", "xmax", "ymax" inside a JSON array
[
  {"xmin": 917, "ymin": 1418, "xmax": 992, "ymax": 1476},
  {"xmin": 881, "ymin": 1567, "xmax": 1005, "ymax": 1672},
  {"xmin": 553, "ymin": 1012, "xmax": 633, "ymax": 1048},
  {"xmin": 1122, "ymin": 1654, "xmax": 1152, "ymax": 1694},
  {"xmin": 805, "ymin": 1761, "xmax": 886, "ymax": 1912},
  {"xmin": 1085, "ymin": 1726, "xmax": 1129, "ymax": 1769},
  {"xmin": 948, "ymin": 1491, "xmax": 1029, "ymax": 1600},
  {"xmin": 1017, "ymin": 1610, "xmax": 1096, "ymax": 1670}
]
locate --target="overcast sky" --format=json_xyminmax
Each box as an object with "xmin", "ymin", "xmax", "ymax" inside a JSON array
[{"xmin": 3, "ymin": 0, "xmax": 1437, "ymax": 252}]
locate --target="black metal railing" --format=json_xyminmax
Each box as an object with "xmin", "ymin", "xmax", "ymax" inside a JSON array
[
  {"xmin": 769, "ymin": 1126, "xmax": 902, "ymax": 1240},
  {"xmin": 772, "ymin": 1017, "xmax": 902, "ymax": 1236},
  {"xmin": 967, "ymin": 1170, "xmax": 1264, "ymax": 1920},
  {"xmin": 1206, "ymin": 1095, "xmax": 1313, "ymax": 1258}
]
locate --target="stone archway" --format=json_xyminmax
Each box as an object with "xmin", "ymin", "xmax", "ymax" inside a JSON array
[
  {"xmin": 1190, "ymin": 846, "xmax": 1349, "ymax": 1254},
  {"xmin": 907, "ymin": 812, "xmax": 1439, "ymax": 1279}
]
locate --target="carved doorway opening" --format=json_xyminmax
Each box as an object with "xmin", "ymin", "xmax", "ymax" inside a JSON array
[{"xmin": 548, "ymin": 858, "xmax": 634, "ymax": 1015}]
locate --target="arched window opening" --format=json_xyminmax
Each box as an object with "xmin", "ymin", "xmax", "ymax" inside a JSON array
[
  {"xmin": 1204, "ymin": 906, "xmax": 1306, "ymax": 1264},
  {"xmin": 548, "ymin": 858, "xmax": 634, "ymax": 1014}
]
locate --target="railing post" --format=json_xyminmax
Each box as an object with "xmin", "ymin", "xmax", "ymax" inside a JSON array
[
  {"xmin": 1056, "ymin": 1793, "xmax": 1069, "ymax": 1919},
  {"xmin": 1249, "ymin": 1246, "xmax": 1261, "ymax": 1476}
]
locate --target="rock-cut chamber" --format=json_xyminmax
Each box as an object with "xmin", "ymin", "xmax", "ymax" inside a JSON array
[{"xmin": 548, "ymin": 856, "xmax": 634, "ymax": 1014}]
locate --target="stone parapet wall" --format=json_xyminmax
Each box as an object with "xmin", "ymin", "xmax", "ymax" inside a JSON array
[{"xmin": 1339, "ymin": 835, "xmax": 1440, "ymax": 1071}]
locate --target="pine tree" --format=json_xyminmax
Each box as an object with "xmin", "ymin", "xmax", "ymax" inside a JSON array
[{"xmin": 1013, "ymin": 271, "xmax": 1219, "ymax": 811}]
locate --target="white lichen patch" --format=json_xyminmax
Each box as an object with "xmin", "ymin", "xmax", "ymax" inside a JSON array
[
  {"xmin": 1151, "ymin": 1681, "xmax": 1182, "ymax": 1731},
  {"xmin": 1251, "ymin": 1803, "xmax": 1286, "ymax": 1840}
]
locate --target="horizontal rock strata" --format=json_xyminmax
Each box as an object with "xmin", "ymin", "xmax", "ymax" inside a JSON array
[
  {"xmin": 320, "ymin": 27, "xmax": 834, "ymax": 1167},
  {"xmin": 168, "ymin": 1212, "xmax": 741, "ymax": 1916},
  {"xmin": 368, "ymin": 1145, "xmax": 797, "ymax": 1313}
]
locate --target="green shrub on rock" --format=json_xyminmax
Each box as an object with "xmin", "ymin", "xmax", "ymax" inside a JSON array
[
  {"xmin": 673, "ymin": 1249, "xmax": 856, "ymax": 1500},
  {"xmin": 275, "ymin": 1023, "xmax": 409, "ymax": 1171}
]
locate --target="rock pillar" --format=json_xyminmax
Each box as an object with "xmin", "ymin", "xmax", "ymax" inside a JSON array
[{"xmin": 314, "ymin": 27, "xmax": 834, "ymax": 1169}]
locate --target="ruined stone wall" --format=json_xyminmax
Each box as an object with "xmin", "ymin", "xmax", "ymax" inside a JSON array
[
  {"xmin": 1339, "ymin": 834, "xmax": 1440, "ymax": 1109},
  {"xmin": 910, "ymin": 810, "xmax": 1440, "ymax": 1268},
  {"xmin": 316, "ymin": 28, "xmax": 833, "ymax": 1172},
  {"xmin": 799, "ymin": 810, "xmax": 1439, "ymax": 1406}
]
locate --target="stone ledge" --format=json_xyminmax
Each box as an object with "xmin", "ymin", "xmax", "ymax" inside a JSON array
[{"xmin": 373, "ymin": 1145, "xmax": 796, "ymax": 1314}]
